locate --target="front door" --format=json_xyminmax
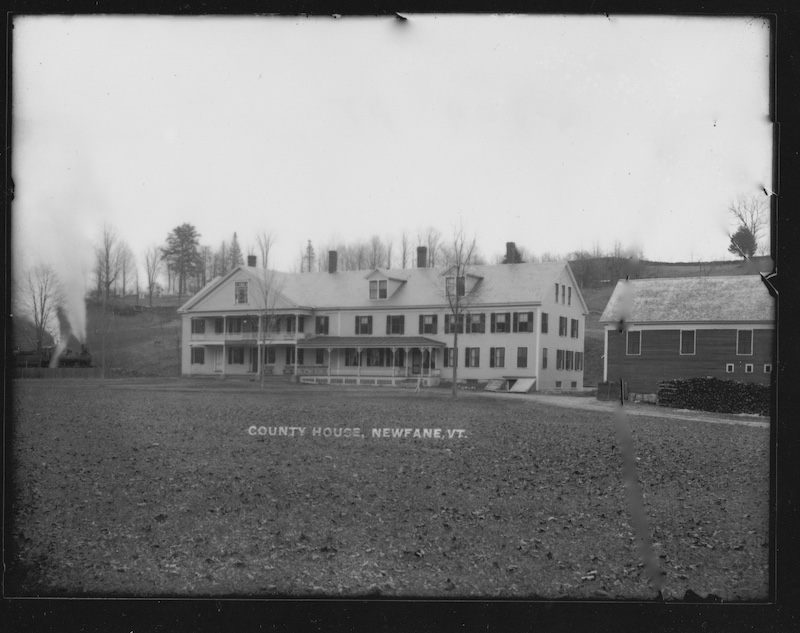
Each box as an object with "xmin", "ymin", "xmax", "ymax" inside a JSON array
[
  {"xmin": 411, "ymin": 349, "xmax": 421, "ymax": 375},
  {"xmin": 250, "ymin": 347, "xmax": 258, "ymax": 373},
  {"xmin": 214, "ymin": 348, "xmax": 223, "ymax": 372}
]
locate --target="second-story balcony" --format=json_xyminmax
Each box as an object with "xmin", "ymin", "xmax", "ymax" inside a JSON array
[{"xmin": 190, "ymin": 331, "xmax": 306, "ymax": 343}]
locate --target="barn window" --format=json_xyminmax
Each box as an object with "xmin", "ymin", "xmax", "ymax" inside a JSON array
[
  {"xmin": 745, "ymin": 364, "xmax": 754, "ymax": 373},
  {"xmin": 737, "ymin": 330, "xmax": 753, "ymax": 355},
  {"xmin": 626, "ymin": 331, "xmax": 641, "ymax": 355},
  {"xmin": 680, "ymin": 330, "xmax": 696, "ymax": 355},
  {"xmin": 726, "ymin": 363, "xmax": 735, "ymax": 373},
  {"xmin": 764, "ymin": 364, "xmax": 772, "ymax": 373}
]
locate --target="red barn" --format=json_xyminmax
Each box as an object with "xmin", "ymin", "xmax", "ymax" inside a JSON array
[{"xmin": 600, "ymin": 276, "xmax": 775, "ymax": 395}]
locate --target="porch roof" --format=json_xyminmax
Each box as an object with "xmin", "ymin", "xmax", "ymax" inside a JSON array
[{"xmin": 299, "ymin": 336, "xmax": 445, "ymax": 348}]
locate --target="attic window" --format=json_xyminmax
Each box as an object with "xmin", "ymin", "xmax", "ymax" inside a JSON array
[
  {"xmin": 369, "ymin": 280, "xmax": 387, "ymax": 300},
  {"xmin": 626, "ymin": 331, "xmax": 641, "ymax": 355},
  {"xmin": 234, "ymin": 281, "xmax": 248, "ymax": 304},
  {"xmin": 680, "ymin": 330, "xmax": 695, "ymax": 355},
  {"xmin": 737, "ymin": 330, "xmax": 753, "ymax": 355},
  {"xmin": 446, "ymin": 276, "xmax": 466, "ymax": 298}
]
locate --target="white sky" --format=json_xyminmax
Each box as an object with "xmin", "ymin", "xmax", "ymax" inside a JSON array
[{"xmin": 13, "ymin": 14, "xmax": 772, "ymax": 281}]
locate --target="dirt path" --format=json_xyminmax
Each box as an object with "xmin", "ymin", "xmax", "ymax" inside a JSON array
[{"xmin": 468, "ymin": 390, "xmax": 770, "ymax": 428}]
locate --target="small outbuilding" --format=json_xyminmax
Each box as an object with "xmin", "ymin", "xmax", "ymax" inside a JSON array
[{"xmin": 600, "ymin": 275, "xmax": 774, "ymax": 395}]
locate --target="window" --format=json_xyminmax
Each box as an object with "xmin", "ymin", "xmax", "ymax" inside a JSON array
[
  {"xmin": 369, "ymin": 280, "xmax": 388, "ymax": 299},
  {"xmin": 265, "ymin": 347, "xmax": 276, "ymax": 364},
  {"xmin": 264, "ymin": 316, "xmax": 280, "ymax": 333},
  {"xmin": 355, "ymin": 315, "xmax": 373, "ymax": 335},
  {"xmin": 297, "ymin": 349, "xmax": 305, "ymax": 365},
  {"xmin": 297, "ymin": 316, "xmax": 305, "ymax": 333},
  {"xmin": 215, "ymin": 318, "xmax": 224, "ymax": 334},
  {"xmin": 737, "ymin": 330, "xmax": 753, "ymax": 355},
  {"xmin": 517, "ymin": 347, "xmax": 528, "ymax": 368},
  {"xmin": 555, "ymin": 381, "xmax": 562, "ymax": 389},
  {"xmin": 316, "ymin": 316, "xmax": 329, "ymax": 335},
  {"xmin": 570, "ymin": 319, "xmax": 579, "ymax": 339},
  {"xmin": 554, "ymin": 283, "xmax": 559, "ymax": 302},
  {"xmin": 387, "ymin": 315, "xmax": 405, "ymax": 335},
  {"xmin": 467, "ymin": 313, "xmax": 486, "ymax": 334},
  {"xmin": 556, "ymin": 349, "xmax": 565, "ymax": 370},
  {"xmin": 191, "ymin": 319, "xmax": 205, "ymax": 334},
  {"xmin": 444, "ymin": 348, "xmax": 455, "ymax": 368},
  {"xmin": 542, "ymin": 348, "xmax": 548, "ymax": 369},
  {"xmin": 419, "ymin": 314, "xmax": 438, "ymax": 334},
  {"xmin": 241, "ymin": 317, "xmax": 258, "ymax": 333},
  {"xmin": 561, "ymin": 285, "xmax": 566, "ymax": 304},
  {"xmin": 285, "ymin": 347, "xmax": 295, "ymax": 365},
  {"xmin": 444, "ymin": 314, "xmax": 464, "ymax": 334},
  {"xmin": 366, "ymin": 349, "xmax": 386, "ymax": 367},
  {"xmin": 228, "ymin": 347, "xmax": 244, "ymax": 364},
  {"xmin": 234, "ymin": 281, "xmax": 248, "ymax": 304},
  {"xmin": 423, "ymin": 350, "xmax": 436, "ymax": 370},
  {"xmin": 491, "ymin": 312, "xmax": 511, "ymax": 333},
  {"xmin": 345, "ymin": 349, "xmax": 360, "ymax": 366},
  {"xmin": 566, "ymin": 351, "xmax": 574, "ymax": 370},
  {"xmin": 227, "ymin": 318, "xmax": 243, "ymax": 334},
  {"xmin": 571, "ymin": 381, "xmax": 577, "ymax": 389},
  {"xmin": 680, "ymin": 330, "xmax": 696, "ymax": 355},
  {"xmin": 191, "ymin": 347, "xmax": 205, "ymax": 364},
  {"xmin": 558, "ymin": 316, "xmax": 568, "ymax": 337},
  {"xmin": 541, "ymin": 313, "xmax": 549, "ymax": 334},
  {"xmin": 513, "ymin": 312, "xmax": 534, "ymax": 333},
  {"xmin": 393, "ymin": 349, "xmax": 406, "ymax": 367},
  {"xmin": 568, "ymin": 287, "xmax": 572, "ymax": 306},
  {"xmin": 575, "ymin": 352, "xmax": 584, "ymax": 371},
  {"xmin": 315, "ymin": 349, "xmax": 325, "ymax": 365},
  {"xmin": 764, "ymin": 364, "xmax": 772, "ymax": 373},
  {"xmin": 745, "ymin": 363, "xmax": 754, "ymax": 373},
  {"xmin": 446, "ymin": 276, "xmax": 466, "ymax": 298},
  {"xmin": 489, "ymin": 347, "xmax": 505, "ymax": 368},
  {"xmin": 287, "ymin": 316, "xmax": 296, "ymax": 333},
  {"xmin": 465, "ymin": 347, "xmax": 480, "ymax": 368},
  {"xmin": 626, "ymin": 331, "xmax": 641, "ymax": 355},
  {"xmin": 726, "ymin": 363, "xmax": 735, "ymax": 373}
]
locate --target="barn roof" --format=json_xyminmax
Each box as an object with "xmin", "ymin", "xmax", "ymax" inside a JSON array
[{"xmin": 599, "ymin": 275, "xmax": 774, "ymax": 324}]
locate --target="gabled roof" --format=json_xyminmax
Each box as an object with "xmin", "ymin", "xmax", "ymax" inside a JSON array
[
  {"xmin": 180, "ymin": 261, "xmax": 588, "ymax": 313},
  {"xmin": 363, "ymin": 269, "xmax": 408, "ymax": 283},
  {"xmin": 600, "ymin": 275, "xmax": 774, "ymax": 324}
]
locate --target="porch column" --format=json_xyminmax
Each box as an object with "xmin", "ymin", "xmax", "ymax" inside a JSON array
[
  {"xmin": 327, "ymin": 347, "xmax": 332, "ymax": 382},
  {"xmin": 391, "ymin": 347, "xmax": 397, "ymax": 384},
  {"xmin": 404, "ymin": 347, "xmax": 410, "ymax": 378},
  {"xmin": 426, "ymin": 346, "xmax": 431, "ymax": 384},
  {"xmin": 356, "ymin": 347, "xmax": 362, "ymax": 379},
  {"xmin": 222, "ymin": 343, "xmax": 226, "ymax": 378},
  {"xmin": 294, "ymin": 343, "xmax": 298, "ymax": 376}
]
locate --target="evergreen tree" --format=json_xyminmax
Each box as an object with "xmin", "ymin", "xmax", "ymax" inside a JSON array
[
  {"xmin": 229, "ymin": 232, "xmax": 244, "ymax": 269},
  {"xmin": 728, "ymin": 225, "xmax": 757, "ymax": 259},
  {"xmin": 162, "ymin": 223, "xmax": 201, "ymax": 303}
]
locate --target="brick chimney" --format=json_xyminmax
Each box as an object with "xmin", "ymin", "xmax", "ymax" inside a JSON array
[
  {"xmin": 417, "ymin": 246, "xmax": 428, "ymax": 268},
  {"xmin": 506, "ymin": 242, "xmax": 516, "ymax": 264},
  {"xmin": 247, "ymin": 255, "xmax": 257, "ymax": 267},
  {"xmin": 328, "ymin": 250, "xmax": 338, "ymax": 274}
]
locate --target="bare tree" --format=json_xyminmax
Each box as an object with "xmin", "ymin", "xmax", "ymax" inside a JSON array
[
  {"xmin": 385, "ymin": 235, "xmax": 394, "ymax": 269},
  {"xmin": 400, "ymin": 232, "xmax": 411, "ymax": 269},
  {"xmin": 118, "ymin": 243, "xmax": 135, "ymax": 296},
  {"xmin": 15, "ymin": 264, "xmax": 65, "ymax": 355},
  {"xmin": 367, "ymin": 235, "xmax": 385, "ymax": 268},
  {"xmin": 729, "ymin": 193, "xmax": 769, "ymax": 255},
  {"xmin": 252, "ymin": 246, "xmax": 285, "ymax": 388},
  {"xmin": 95, "ymin": 225, "xmax": 122, "ymax": 306},
  {"xmin": 143, "ymin": 245, "xmax": 162, "ymax": 307},
  {"xmin": 443, "ymin": 226, "xmax": 482, "ymax": 398}
]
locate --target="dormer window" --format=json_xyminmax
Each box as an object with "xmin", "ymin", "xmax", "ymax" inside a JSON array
[
  {"xmin": 235, "ymin": 281, "xmax": 248, "ymax": 304},
  {"xmin": 446, "ymin": 276, "xmax": 466, "ymax": 298},
  {"xmin": 369, "ymin": 280, "xmax": 387, "ymax": 299}
]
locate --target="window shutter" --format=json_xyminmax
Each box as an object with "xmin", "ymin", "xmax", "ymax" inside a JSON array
[
  {"xmin": 505, "ymin": 313, "xmax": 511, "ymax": 330},
  {"xmin": 368, "ymin": 317, "xmax": 373, "ymax": 335},
  {"xmin": 400, "ymin": 317, "xmax": 404, "ymax": 335},
  {"xmin": 513, "ymin": 312, "xmax": 519, "ymax": 332},
  {"xmin": 480, "ymin": 313, "xmax": 486, "ymax": 333},
  {"xmin": 432, "ymin": 315, "xmax": 437, "ymax": 334},
  {"xmin": 464, "ymin": 348, "xmax": 470, "ymax": 368},
  {"xmin": 490, "ymin": 348, "xmax": 495, "ymax": 367},
  {"xmin": 298, "ymin": 316, "xmax": 305, "ymax": 333},
  {"xmin": 528, "ymin": 312, "xmax": 534, "ymax": 330},
  {"xmin": 387, "ymin": 315, "xmax": 392, "ymax": 335},
  {"xmin": 445, "ymin": 317, "xmax": 450, "ymax": 335},
  {"xmin": 491, "ymin": 313, "xmax": 496, "ymax": 333},
  {"xmin": 419, "ymin": 314, "xmax": 424, "ymax": 334},
  {"xmin": 355, "ymin": 315, "xmax": 360, "ymax": 334}
]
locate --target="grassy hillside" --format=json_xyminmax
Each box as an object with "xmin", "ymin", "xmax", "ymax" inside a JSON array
[{"xmin": 83, "ymin": 302, "xmax": 182, "ymax": 376}]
